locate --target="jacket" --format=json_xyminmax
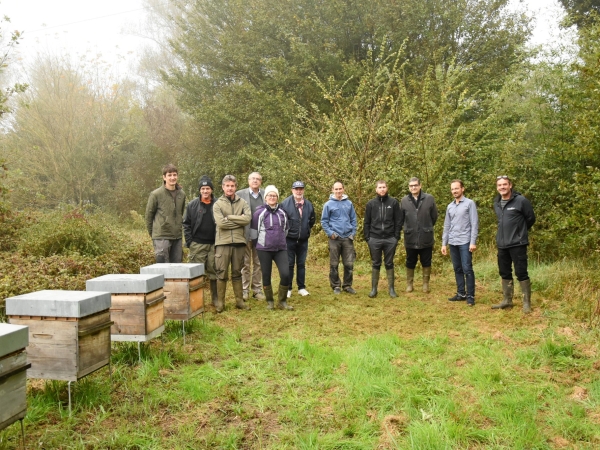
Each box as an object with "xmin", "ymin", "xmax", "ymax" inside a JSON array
[
  {"xmin": 363, "ymin": 194, "xmax": 402, "ymax": 241},
  {"xmin": 280, "ymin": 195, "xmax": 316, "ymax": 240},
  {"xmin": 145, "ymin": 184, "xmax": 186, "ymax": 240},
  {"xmin": 213, "ymin": 194, "xmax": 251, "ymax": 246},
  {"xmin": 182, "ymin": 195, "xmax": 216, "ymax": 247},
  {"xmin": 250, "ymin": 204, "xmax": 289, "ymax": 252},
  {"xmin": 236, "ymin": 187, "xmax": 265, "ymax": 240},
  {"xmin": 399, "ymin": 192, "xmax": 438, "ymax": 249},
  {"xmin": 494, "ymin": 191, "xmax": 535, "ymax": 249},
  {"xmin": 320, "ymin": 194, "xmax": 357, "ymax": 239}
]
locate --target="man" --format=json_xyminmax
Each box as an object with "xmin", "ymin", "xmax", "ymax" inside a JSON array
[
  {"xmin": 213, "ymin": 175, "xmax": 252, "ymax": 312},
  {"xmin": 281, "ymin": 181, "xmax": 316, "ymax": 298},
  {"xmin": 441, "ymin": 180, "xmax": 479, "ymax": 306},
  {"xmin": 321, "ymin": 181, "xmax": 357, "ymax": 294},
  {"xmin": 183, "ymin": 175, "xmax": 218, "ymax": 307},
  {"xmin": 145, "ymin": 163, "xmax": 186, "ymax": 263},
  {"xmin": 400, "ymin": 177, "xmax": 438, "ymax": 293},
  {"xmin": 364, "ymin": 180, "xmax": 402, "ymax": 298},
  {"xmin": 236, "ymin": 172, "xmax": 266, "ymax": 301},
  {"xmin": 492, "ymin": 176, "xmax": 536, "ymax": 313}
]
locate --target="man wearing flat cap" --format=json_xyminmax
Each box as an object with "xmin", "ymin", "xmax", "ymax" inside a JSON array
[{"xmin": 281, "ymin": 181, "xmax": 316, "ymax": 298}]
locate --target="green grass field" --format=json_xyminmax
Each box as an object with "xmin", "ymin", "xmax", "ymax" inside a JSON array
[{"xmin": 1, "ymin": 252, "xmax": 600, "ymax": 449}]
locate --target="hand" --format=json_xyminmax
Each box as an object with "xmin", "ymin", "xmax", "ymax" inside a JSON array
[
  {"xmin": 441, "ymin": 245, "xmax": 447, "ymax": 256},
  {"xmin": 469, "ymin": 244, "xmax": 477, "ymax": 252},
  {"xmin": 331, "ymin": 232, "xmax": 338, "ymax": 240}
]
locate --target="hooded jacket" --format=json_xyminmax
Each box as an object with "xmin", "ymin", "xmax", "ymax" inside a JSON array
[
  {"xmin": 213, "ymin": 194, "xmax": 251, "ymax": 246},
  {"xmin": 363, "ymin": 194, "xmax": 402, "ymax": 241},
  {"xmin": 321, "ymin": 194, "xmax": 357, "ymax": 239},
  {"xmin": 145, "ymin": 184, "xmax": 186, "ymax": 240},
  {"xmin": 493, "ymin": 191, "xmax": 535, "ymax": 249},
  {"xmin": 280, "ymin": 195, "xmax": 316, "ymax": 240},
  {"xmin": 399, "ymin": 191, "xmax": 438, "ymax": 249},
  {"xmin": 250, "ymin": 204, "xmax": 289, "ymax": 252}
]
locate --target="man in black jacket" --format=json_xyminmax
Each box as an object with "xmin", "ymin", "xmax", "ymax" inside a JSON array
[
  {"xmin": 364, "ymin": 180, "xmax": 402, "ymax": 298},
  {"xmin": 492, "ymin": 176, "xmax": 536, "ymax": 313},
  {"xmin": 183, "ymin": 175, "xmax": 218, "ymax": 306},
  {"xmin": 280, "ymin": 181, "xmax": 316, "ymax": 298},
  {"xmin": 399, "ymin": 177, "xmax": 438, "ymax": 293}
]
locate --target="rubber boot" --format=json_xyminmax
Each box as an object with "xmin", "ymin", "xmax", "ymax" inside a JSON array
[
  {"xmin": 386, "ymin": 269, "xmax": 397, "ymax": 298},
  {"xmin": 210, "ymin": 279, "xmax": 218, "ymax": 307},
  {"xmin": 406, "ymin": 268, "xmax": 414, "ymax": 293},
  {"xmin": 264, "ymin": 285, "xmax": 275, "ymax": 310},
  {"xmin": 368, "ymin": 269, "xmax": 380, "ymax": 298},
  {"xmin": 232, "ymin": 280, "xmax": 250, "ymax": 310},
  {"xmin": 422, "ymin": 267, "xmax": 431, "ymax": 293},
  {"xmin": 277, "ymin": 285, "xmax": 294, "ymax": 310},
  {"xmin": 215, "ymin": 280, "xmax": 227, "ymax": 313},
  {"xmin": 520, "ymin": 279, "xmax": 532, "ymax": 314},
  {"xmin": 492, "ymin": 279, "xmax": 514, "ymax": 309}
]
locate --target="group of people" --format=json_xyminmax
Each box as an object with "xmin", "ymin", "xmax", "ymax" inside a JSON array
[{"xmin": 145, "ymin": 165, "xmax": 536, "ymax": 313}]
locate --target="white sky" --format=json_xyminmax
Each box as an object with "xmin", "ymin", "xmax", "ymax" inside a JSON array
[{"xmin": 2, "ymin": 0, "xmax": 567, "ymax": 77}]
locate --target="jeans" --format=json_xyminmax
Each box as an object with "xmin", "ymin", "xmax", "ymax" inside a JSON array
[
  {"xmin": 153, "ymin": 239, "xmax": 183, "ymax": 263},
  {"xmin": 498, "ymin": 245, "xmax": 529, "ymax": 281},
  {"xmin": 405, "ymin": 246, "xmax": 433, "ymax": 269},
  {"xmin": 257, "ymin": 250, "xmax": 290, "ymax": 288},
  {"xmin": 328, "ymin": 237, "xmax": 355, "ymax": 289},
  {"xmin": 449, "ymin": 243, "xmax": 475, "ymax": 298},
  {"xmin": 367, "ymin": 237, "xmax": 398, "ymax": 270},
  {"xmin": 286, "ymin": 238, "xmax": 309, "ymax": 290}
]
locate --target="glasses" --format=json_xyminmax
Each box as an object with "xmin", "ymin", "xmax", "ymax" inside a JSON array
[
  {"xmin": 265, "ymin": 194, "xmax": 278, "ymax": 198},
  {"xmin": 496, "ymin": 176, "xmax": 509, "ymax": 180},
  {"xmin": 409, "ymin": 184, "xmax": 420, "ymax": 188}
]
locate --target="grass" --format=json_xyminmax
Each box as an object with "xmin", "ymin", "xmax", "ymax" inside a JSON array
[{"xmin": 2, "ymin": 246, "xmax": 600, "ymax": 449}]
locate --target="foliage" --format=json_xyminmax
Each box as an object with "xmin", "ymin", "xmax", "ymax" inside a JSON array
[{"xmin": 559, "ymin": 0, "xmax": 600, "ymax": 27}]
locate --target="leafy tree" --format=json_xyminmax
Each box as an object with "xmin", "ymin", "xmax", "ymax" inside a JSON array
[{"xmin": 558, "ymin": 0, "xmax": 600, "ymax": 27}]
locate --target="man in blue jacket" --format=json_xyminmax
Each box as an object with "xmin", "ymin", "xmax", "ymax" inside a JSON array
[
  {"xmin": 281, "ymin": 181, "xmax": 316, "ymax": 298},
  {"xmin": 492, "ymin": 176, "xmax": 536, "ymax": 313},
  {"xmin": 321, "ymin": 181, "xmax": 357, "ymax": 294}
]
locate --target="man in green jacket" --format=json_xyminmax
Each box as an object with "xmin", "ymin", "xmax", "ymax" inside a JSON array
[
  {"xmin": 145, "ymin": 164, "xmax": 186, "ymax": 263},
  {"xmin": 213, "ymin": 175, "xmax": 252, "ymax": 312}
]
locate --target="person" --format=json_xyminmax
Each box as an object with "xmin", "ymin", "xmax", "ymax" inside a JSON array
[
  {"xmin": 213, "ymin": 175, "xmax": 252, "ymax": 312},
  {"xmin": 321, "ymin": 181, "xmax": 357, "ymax": 295},
  {"xmin": 363, "ymin": 180, "xmax": 402, "ymax": 298},
  {"xmin": 183, "ymin": 175, "xmax": 218, "ymax": 307},
  {"xmin": 280, "ymin": 181, "xmax": 316, "ymax": 298},
  {"xmin": 441, "ymin": 180, "xmax": 479, "ymax": 306},
  {"xmin": 236, "ymin": 172, "xmax": 266, "ymax": 301},
  {"xmin": 400, "ymin": 177, "xmax": 438, "ymax": 293},
  {"xmin": 492, "ymin": 176, "xmax": 536, "ymax": 313},
  {"xmin": 145, "ymin": 163, "xmax": 186, "ymax": 263},
  {"xmin": 250, "ymin": 185, "xmax": 294, "ymax": 310}
]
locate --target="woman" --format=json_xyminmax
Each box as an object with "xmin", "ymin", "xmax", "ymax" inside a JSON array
[{"xmin": 250, "ymin": 185, "xmax": 293, "ymax": 310}]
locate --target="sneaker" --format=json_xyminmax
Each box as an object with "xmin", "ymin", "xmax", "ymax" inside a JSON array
[
  {"xmin": 243, "ymin": 290, "xmax": 249, "ymax": 301},
  {"xmin": 298, "ymin": 289, "xmax": 310, "ymax": 296},
  {"xmin": 448, "ymin": 294, "xmax": 467, "ymax": 302},
  {"xmin": 253, "ymin": 291, "xmax": 266, "ymax": 300},
  {"xmin": 287, "ymin": 290, "xmax": 292, "ymax": 299},
  {"xmin": 344, "ymin": 287, "xmax": 357, "ymax": 294},
  {"xmin": 333, "ymin": 287, "xmax": 341, "ymax": 295},
  {"xmin": 467, "ymin": 297, "xmax": 475, "ymax": 307}
]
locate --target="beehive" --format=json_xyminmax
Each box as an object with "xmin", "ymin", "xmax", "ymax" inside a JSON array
[
  {"xmin": 6, "ymin": 290, "xmax": 112, "ymax": 382},
  {"xmin": 86, "ymin": 274, "xmax": 165, "ymax": 341},
  {"xmin": 140, "ymin": 263, "xmax": 205, "ymax": 320},
  {"xmin": 0, "ymin": 323, "xmax": 30, "ymax": 431}
]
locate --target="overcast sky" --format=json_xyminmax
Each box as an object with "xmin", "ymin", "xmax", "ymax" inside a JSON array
[{"xmin": 2, "ymin": 0, "xmax": 566, "ymax": 76}]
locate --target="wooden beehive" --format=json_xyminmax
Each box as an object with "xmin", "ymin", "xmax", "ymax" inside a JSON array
[
  {"xmin": 140, "ymin": 263, "xmax": 205, "ymax": 320},
  {"xmin": 86, "ymin": 274, "xmax": 165, "ymax": 341},
  {"xmin": 0, "ymin": 323, "xmax": 30, "ymax": 431},
  {"xmin": 6, "ymin": 290, "xmax": 112, "ymax": 382}
]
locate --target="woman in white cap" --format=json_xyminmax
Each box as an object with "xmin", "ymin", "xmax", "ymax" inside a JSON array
[{"xmin": 250, "ymin": 185, "xmax": 293, "ymax": 310}]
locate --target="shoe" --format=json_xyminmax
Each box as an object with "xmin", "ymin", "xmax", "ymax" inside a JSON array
[
  {"xmin": 333, "ymin": 287, "xmax": 341, "ymax": 295},
  {"xmin": 298, "ymin": 289, "xmax": 310, "ymax": 296},
  {"xmin": 448, "ymin": 294, "xmax": 467, "ymax": 302},
  {"xmin": 287, "ymin": 290, "xmax": 292, "ymax": 298},
  {"xmin": 466, "ymin": 297, "xmax": 475, "ymax": 307},
  {"xmin": 344, "ymin": 287, "xmax": 356, "ymax": 294},
  {"xmin": 242, "ymin": 290, "xmax": 249, "ymax": 301},
  {"xmin": 253, "ymin": 291, "xmax": 266, "ymax": 300}
]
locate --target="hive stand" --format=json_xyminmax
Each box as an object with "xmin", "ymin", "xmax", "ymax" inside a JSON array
[{"xmin": 6, "ymin": 290, "xmax": 113, "ymax": 414}]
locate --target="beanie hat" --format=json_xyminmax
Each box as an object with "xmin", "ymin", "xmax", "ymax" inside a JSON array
[
  {"xmin": 198, "ymin": 175, "xmax": 214, "ymax": 191},
  {"xmin": 264, "ymin": 185, "xmax": 279, "ymax": 200}
]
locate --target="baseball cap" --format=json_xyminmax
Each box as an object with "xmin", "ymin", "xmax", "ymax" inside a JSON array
[{"xmin": 292, "ymin": 181, "xmax": 305, "ymax": 189}]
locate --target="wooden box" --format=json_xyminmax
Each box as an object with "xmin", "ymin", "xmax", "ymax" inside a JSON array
[
  {"xmin": 140, "ymin": 264, "xmax": 206, "ymax": 320},
  {"xmin": 86, "ymin": 274, "xmax": 165, "ymax": 341},
  {"xmin": 6, "ymin": 290, "xmax": 112, "ymax": 382},
  {"xmin": 0, "ymin": 324, "xmax": 30, "ymax": 431}
]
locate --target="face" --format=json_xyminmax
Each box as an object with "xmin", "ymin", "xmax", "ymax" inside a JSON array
[
  {"xmin": 332, "ymin": 182, "xmax": 344, "ymax": 200},
  {"xmin": 200, "ymin": 186, "xmax": 213, "ymax": 200},
  {"xmin": 163, "ymin": 171, "xmax": 178, "ymax": 189},
  {"xmin": 248, "ymin": 173, "xmax": 262, "ymax": 191},
  {"xmin": 408, "ymin": 180, "xmax": 421, "ymax": 196},
  {"xmin": 265, "ymin": 192, "xmax": 278, "ymax": 206},
  {"xmin": 496, "ymin": 178, "xmax": 512, "ymax": 198},
  {"xmin": 222, "ymin": 181, "xmax": 237, "ymax": 198},
  {"xmin": 376, "ymin": 183, "xmax": 388, "ymax": 196},
  {"xmin": 292, "ymin": 187, "xmax": 304, "ymax": 200},
  {"xmin": 450, "ymin": 182, "xmax": 464, "ymax": 199}
]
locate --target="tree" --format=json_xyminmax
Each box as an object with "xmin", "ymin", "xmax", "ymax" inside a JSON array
[{"xmin": 558, "ymin": 0, "xmax": 600, "ymax": 27}]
